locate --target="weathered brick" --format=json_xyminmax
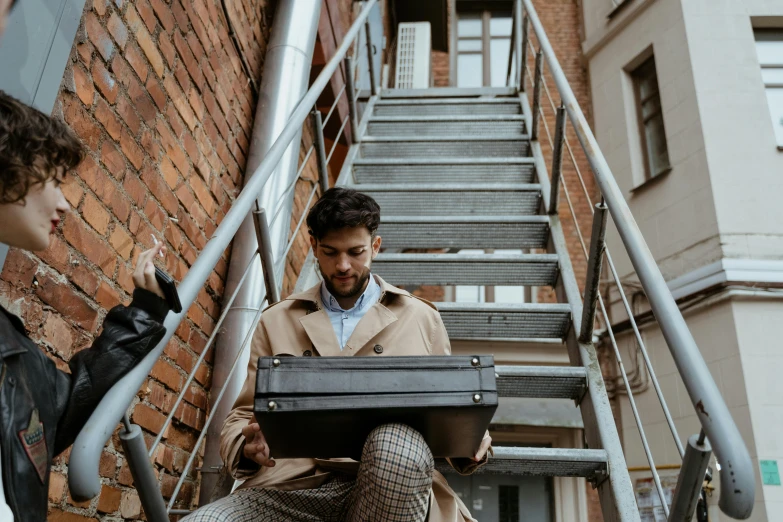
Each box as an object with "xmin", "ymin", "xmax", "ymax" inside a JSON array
[
  {"xmin": 150, "ymin": 0, "xmax": 176, "ymax": 33},
  {"xmin": 143, "ymin": 198, "xmax": 166, "ymax": 231},
  {"xmin": 157, "ymin": 120, "xmax": 189, "ymax": 176},
  {"xmin": 81, "ymin": 193, "xmax": 111, "ymax": 234},
  {"xmin": 72, "ymin": 65, "xmax": 94, "ymax": 106},
  {"xmin": 97, "ymin": 484, "xmax": 122, "ymax": 514},
  {"xmin": 125, "ymin": 44, "xmax": 149, "ymax": 83},
  {"xmin": 163, "ymin": 74, "xmax": 197, "ymax": 130},
  {"xmin": 95, "ymin": 279, "xmax": 122, "ymax": 309},
  {"xmin": 189, "ymin": 173, "xmax": 216, "ymax": 216},
  {"xmin": 107, "ymin": 12, "xmax": 129, "ymax": 50},
  {"xmin": 120, "ymin": 490, "xmax": 142, "ymax": 519},
  {"xmin": 63, "ymin": 96, "xmax": 101, "ymax": 153},
  {"xmin": 136, "ymin": 0, "xmax": 158, "ymax": 33},
  {"xmin": 128, "ymin": 79, "xmax": 158, "ymax": 123},
  {"xmin": 34, "ymin": 271, "xmax": 99, "ymax": 331},
  {"xmin": 158, "ymin": 32, "xmax": 176, "ymax": 67},
  {"xmin": 126, "ymin": 5, "xmax": 164, "ymax": 78},
  {"xmin": 132, "ymin": 402, "xmax": 167, "ymax": 434},
  {"xmin": 62, "ymin": 215, "xmax": 117, "ymax": 278},
  {"xmin": 110, "ymin": 225, "xmax": 134, "ymax": 259},
  {"xmin": 141, "ymin": 166, "xmax": 179, "ymax": 216},
  {"xmin": 100, "ymin": 140, "xmax": 126, "ymax": 179},
  {"xmin": 85, "ymin": 12, "xmax": 115, "ymax": 62},
  {"xmin": 146, "ymin": 75, "xmax": 167, "ymax": 111},
  {"xmin": 99, "ymin": 451, "xmax": 118, "ymax": 478},
  {"xmin": 93, "ymin": 0, "xmax": 107, "ymax": 16},
  {"xmin": 116, "ymin": 95, "xmax": 141, "ymax": 135},
  {"xmin": 61, "ymin": 176, "xmax": 84, "ymax": 208},
  {"xmin": 49, "ymin": 509, "xmax": 98, "ymax": 522},
  {"xmin": 48, "ymin": 471, "xmax": 67, "ymax": 503},
  {"xmin": 151, "ymin": 358, "xmax": 182, "ymax": 391},
  {"xmin": 120, "ymin": 128, "xmax": 145, "ymax": 169},
  {"xmin": 94, "ymin": 96, "xmax": 122, "ymax": 140}
]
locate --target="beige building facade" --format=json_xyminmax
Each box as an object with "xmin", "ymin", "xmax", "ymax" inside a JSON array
[{"xmin": 582, "ymin": 0, "xmax": 783, "ymax": 519}]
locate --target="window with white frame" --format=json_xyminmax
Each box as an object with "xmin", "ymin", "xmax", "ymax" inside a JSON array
[
  {"xmin": 631, "ymin": 55, "xmax": 670, "ymax": 181},
  {"xmin": 456, "ymin": 10, "xmax": 516, "ymax": 88},
  {"xmin": 754, "ymin": 29, "xmax": 783, "ymax": 148},
  {"xmin": 452, "ymin": 249, "xmax": 529, "ymax": 304}
]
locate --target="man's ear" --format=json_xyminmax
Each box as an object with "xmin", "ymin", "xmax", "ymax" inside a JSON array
[
  {"xmin": 309, "ymin": 235, "xmax": 317, "ymax": 250},
  {"xmin": 371, "ymin": 235, "xmax": 382, "ymax": 258}
]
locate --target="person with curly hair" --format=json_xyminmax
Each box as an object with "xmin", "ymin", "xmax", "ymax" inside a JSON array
[{"xmin": 0, "ymin": 90, "xmax": 172, "ymax": 521}]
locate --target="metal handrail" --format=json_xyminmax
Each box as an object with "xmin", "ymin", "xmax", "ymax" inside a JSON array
[
  {"xmin": 517, "ymin": 0, "xmax": 755, "ymax": 517},
  {"xmin": 67, "ymin": 0, "xmax": 380, "ymax": 502}
]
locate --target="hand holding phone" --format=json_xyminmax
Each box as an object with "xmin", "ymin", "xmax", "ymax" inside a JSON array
[{"xmin": 148, "ymin": 235, "xmax": 182, "ymax": 313}]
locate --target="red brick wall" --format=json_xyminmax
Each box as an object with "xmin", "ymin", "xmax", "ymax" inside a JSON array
[{"xmin": 0, "ymin": 0, "xmax": 274, "ymax": 519}]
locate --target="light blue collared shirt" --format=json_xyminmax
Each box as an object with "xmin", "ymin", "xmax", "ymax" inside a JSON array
[{"xmin": 320, "ymin": 274, "xmax": 381, "ymax": 349}]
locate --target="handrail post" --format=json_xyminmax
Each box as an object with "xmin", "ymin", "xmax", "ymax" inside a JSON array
[
  {"xmin": 364, "ymin": 8, "xmax": 378, "ymax": 96},
  {"xmin": 530, "ymin": 50, "xmax": 543, "ymax": 141},
  {"xmin": 506, "ymin": 3, "xmax": 516, "ymax": 87},
  {"xmin": 519, "ymin": 14, "xmax": 529, "ymax": 89},
  {"xmin": 579, "ymin": 201, "xmax": 608, "ymax": 344},
  {"xmin": 345, "ymin": 57, "xmax": 360, "ymax": 143},
  {"xmin": 311, "ymin": 108, "xmax": 330, "ymax": 194},
  {"xmin": 548, "ymin": 103, "xmax": 566, "ymax": 215},
  {"xmin": 669, "ymin": 433, "xmax": 712, "ymax": 522},
  {"xmin": 120, "ymin": 423, "xmax": 169, "ymax": 522},
  {"xmin": 253, "ymin": 208, "xmax": 281, "ymax": 304}
]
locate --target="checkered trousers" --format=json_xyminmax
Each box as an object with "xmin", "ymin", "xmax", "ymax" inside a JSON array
[{"xmin": 182, "ymin": 423, "xmax": 434, "ymax": 522}]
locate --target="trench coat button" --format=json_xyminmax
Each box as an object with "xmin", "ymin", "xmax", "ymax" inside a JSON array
[
  {"xmin": 7, "ymin": 376, "xmax": 15, "ymax": 387},
  {"xmin": 303, "ymin": 350, "xmax": 312, "ymax": 356},
  {"xmin": 373, "ymin": 344, "xmax": 383, "ymax": 354}
]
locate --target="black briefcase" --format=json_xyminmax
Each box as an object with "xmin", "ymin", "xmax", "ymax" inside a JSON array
[{"xmin": 254, "ymin": 355, "xmax": 497, "ymax": 460}]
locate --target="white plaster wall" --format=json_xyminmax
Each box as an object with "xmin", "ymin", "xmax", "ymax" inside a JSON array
[{"xmin": 615, "ymin": 298, "xmax": 770, "ymax": 520}]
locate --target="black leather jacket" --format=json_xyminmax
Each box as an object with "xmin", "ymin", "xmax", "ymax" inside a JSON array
[{"xmin": 0, "ymin": 289, "xmax": 169, "ymax": 521}]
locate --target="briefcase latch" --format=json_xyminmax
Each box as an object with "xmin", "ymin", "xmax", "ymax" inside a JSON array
[
  {"xmin": 473, "ymin": 394, "xmax": 482, "ymax": 403},
  {"xmin": 471, "ymin": 358, "xmax": 480, "ymax": 367}
]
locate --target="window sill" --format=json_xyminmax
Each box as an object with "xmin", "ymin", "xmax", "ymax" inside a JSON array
[
  {"xmin": 607, "ymin": 0, "xmax": 634, "ymax": 20},
  {"xmin": 629, "ymin": 167, "xmax": 672, "ymax": 196}
]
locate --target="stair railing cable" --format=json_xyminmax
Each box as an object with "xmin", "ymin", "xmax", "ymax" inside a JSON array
[
  {"xmin": 66, "ymin": 2, "xmax": 381, "ymax": 518},
  {"xmin": 510, "ymin": 0, "xmax": 755, "ymax": 518}
]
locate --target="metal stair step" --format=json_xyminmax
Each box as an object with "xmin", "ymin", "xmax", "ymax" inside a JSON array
[
  {"xmin": 373, "ymin": 253, "xmax": 558, "ymax": 286},
  {"xmin": 360, "ymin": 136, "xmax": 530, "ymax": 158},
  {"xmin": 435, "ymin": 302, "xmax": 571, "ymax": 340},
  {"xmin": 359, "ymin": 184, "xmax": 542, "ymax": 216},
  {"xmin": 373, "ymin": 98, "xmax": 521, "ymax": 116},
  {"xmin": 367, "ymin": 116, "xmax": 526, "ymax": 136},
  {"xmin": 436, "ymin": 447, "xmax": 608, "ymax": 479},
  {"xmin": 377, "ymin": 216, "xmax": 550, "ymax": 249},
  {"xmin": 352, "ymin": 158, "xmax": 536, "ymax": 184},
  {"xmin": 495, "ymin": 366, "xmax": 586, "ymax": 399}
]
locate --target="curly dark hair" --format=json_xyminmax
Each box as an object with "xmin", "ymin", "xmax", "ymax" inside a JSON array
[
  {"xmin": 0, "ymin": 90, "xmax": 85, "ymax": 204},
  {"xmin": 306, "ymin": 187, "xmax": 381, "ymax": 241}
]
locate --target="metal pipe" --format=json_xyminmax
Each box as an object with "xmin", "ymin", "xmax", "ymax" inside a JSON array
[
  {"xmin": 311, "ymin": 109, "xmax": 330, "ymax": 195},
  {"xmin": 68, "ymin": 0, "xmax": 378, "ymax": 502},
  {"xmin": 513, "ymin": 1, "xmax": 523, "ymax": 89},
  {"xmin": 519, "ymin": 15, "xmax": 529, "ymax": 89},
  {"xmin": 345, "ymin": 57, "xmax": 360, "ymax": 143},
  {"xmin": 579, "ymin": 201, "xmax": 608, "ymax": 344},
  {"xmin": 669, "ymin": 434, "xmax": 712, "ymax": 522},
  {"xmin": 364, "ymin": 16, "xmax": 378, "ymax": 96},
  {"xmin": 548, "ymin": 104, "xmax": 566, "ymax": 215},
  {"xmin": 253, "ymin": 208, "xmax": 281, "ymax": 303},
  {"xmin": 506, "ymin": 3, "xmax": 516, "ymax": 87},
  {"xmin": 120, "ymin": 424, "xmax": 169, "ymax": 522},
  {"xmin": 531, "ymin": 50, "xmax": 543, "ymax": 141},
  {"xmin": 522, "ymin": 0, "xmax": 755, "ymax": 516}
]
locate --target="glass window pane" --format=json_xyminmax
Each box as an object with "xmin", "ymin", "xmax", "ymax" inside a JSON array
[
  {"xmin": 458, "ymin": 39, "xmax": 482, "ymax": 52},
  {"xmin": 498, "ymin": 485, "xmax": 520, "ymax": 522},
  {"xmin": 764, "ymin": 87, "xmax": 783, "ymax": 146},
  {"xmin": 456, "ymin": 285, "xmax": 485, "ymax": 303},
  {"xmin": 490, "ymin": 38, "xmax": 512, "ymax": 86},
  {"xmin": 756, "ymin": 40, "xmax": 783, "ymax": 66},
  {"xmin": 458, "ymin": 16, "xmax": 482, "ymax": 38},
  {"xmin": 644, "ymin": 113, "xmax": 670, "ymax": 176},
  {"xmin": 458, "ymin": 53, "xmax": 483, "ymax": 87},
  {"xmin": 761, "ymin": 68, "xmax": 783, "ymax": 85},
  {"xmin": 641, "ymin": 96, "xmax": 661, "ymax": 120},
  {"xmin": 490, "ymin": 15, "xmax": 513, "ymax": 37},
  {"xmin": 495, "ymin": 286, "xmax": 525, "ymax": 303}
]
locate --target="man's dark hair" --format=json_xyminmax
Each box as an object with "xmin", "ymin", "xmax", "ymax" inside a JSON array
[
  {"xmin": 0, "ymin": 90, "xmax": 84, "ymax": 204},
  {"xmin": 306, "ymin": 187, "xmax": 381, "ymax": 241}
]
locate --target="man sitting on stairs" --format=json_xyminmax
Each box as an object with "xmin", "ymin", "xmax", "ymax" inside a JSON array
[{"xmin": 184, "ymin": 187, "xmax": 492, "ymax": 522}]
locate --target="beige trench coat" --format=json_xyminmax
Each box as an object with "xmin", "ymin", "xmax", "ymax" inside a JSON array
[{"xmin": 219, "ymin": 275, "xmax": 484, "ymax": 522}]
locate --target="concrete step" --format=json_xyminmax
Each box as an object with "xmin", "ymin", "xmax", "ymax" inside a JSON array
[
  {"xmin": 435, "ymin": 302, "xmax": 571, "ymax": 340},
  {"xmin": 359, "ymin": 184, "xmax": 542, "ymax": 216},
  {"xmin": 360, "ymin": 136, "xmax": 530, "ymax": 158},
  {"xmin": 373, "ymin": 253, "xmax": 558, "ymax": 287},
  {"xmin": 377, "ymin": 216, "xmax": 550, "ymax": 250},
  {"xmin": 352, "ymin": 158, "xmax": 536, "ymax": 184}
]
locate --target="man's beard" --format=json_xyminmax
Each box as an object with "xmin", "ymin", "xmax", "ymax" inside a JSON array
[{"xmin": 321, "ymin": 264, "xmax": 372, "ymax": 299}]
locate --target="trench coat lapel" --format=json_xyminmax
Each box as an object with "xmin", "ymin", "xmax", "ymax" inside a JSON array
[
  {"xmin": 299, "ymin": 308, "xmax": 342, "ymax": 357},
  {"xmin": 342, "ymin": 302, "xmax": 397, "ymax": 355}
]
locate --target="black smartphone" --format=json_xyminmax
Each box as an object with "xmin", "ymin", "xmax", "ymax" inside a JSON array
[{"xmin": 154, "ymin": 266, "xmax": 183, "ymax": 313}]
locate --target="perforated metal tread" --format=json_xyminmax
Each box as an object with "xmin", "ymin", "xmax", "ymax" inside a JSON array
[
  {"xmin": 374, "ymin": 98, "xmax": 521, "ymax": 117},
  {"xmin": 495, "ymin": 366, "xmax": 586, "ymax": 399},
  {"xmin": 377, "ymin": 216, "xmax": 550, "ymax": 249},
  {"xmin": 435, "ymin": 302, "xmax": 571, "ymax": 340},
  {"xmin": 436, "ymin": 447, "xmax": 608, "ymax": 479},
  {"xmin": 367, "ymin": 116, "xmax": 526, "ymax": 136},
  {"xmin": 352, "ymin": 158, "xmax": 536, "ymax": 184},
  {"xmin": 373, "ymin": 253, "xmax": 558, "ymax": 286},
  {"xmin": 358, "ymin": 184, "xmax": 542, "ymax": 216},
  {"xmin": 361, "ymin": 136, "xmax": 530, "ymax": 158}
]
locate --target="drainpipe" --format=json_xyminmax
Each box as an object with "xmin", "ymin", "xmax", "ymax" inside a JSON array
[{"xmin": 198, "ymin": 1, "xmax": 321, "ymax": 503}]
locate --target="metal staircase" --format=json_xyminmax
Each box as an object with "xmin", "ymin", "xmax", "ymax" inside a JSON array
[{"xmin": 64, "ymin": 1, "xmax": 755, "ymax": 521}]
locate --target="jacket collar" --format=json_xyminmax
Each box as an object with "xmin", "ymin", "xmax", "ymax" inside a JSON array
[
  {"xmin": 0, "ymin": 306, "xmax": 30, "ymax": 359},
  {"xmin": 293, "ymin": 275, "xmax": 406, "ymax": 357}
]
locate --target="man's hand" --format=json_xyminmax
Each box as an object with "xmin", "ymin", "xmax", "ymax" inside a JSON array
[
  {"xmin": 242, "ymin": 421, "xmax": 276, "ymax": 467},
  {"xmin": 474, "ymin": 433, "xmax": 492, "ymax": 462},
  {"xmin": 132, "ymin": 242, "xmax": 167, "ymax": 299}
]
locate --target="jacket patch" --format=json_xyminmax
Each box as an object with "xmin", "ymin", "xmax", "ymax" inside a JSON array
[{"xmin": 19, "ymin": 409, "xmax": 47, "ymax": 483}]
